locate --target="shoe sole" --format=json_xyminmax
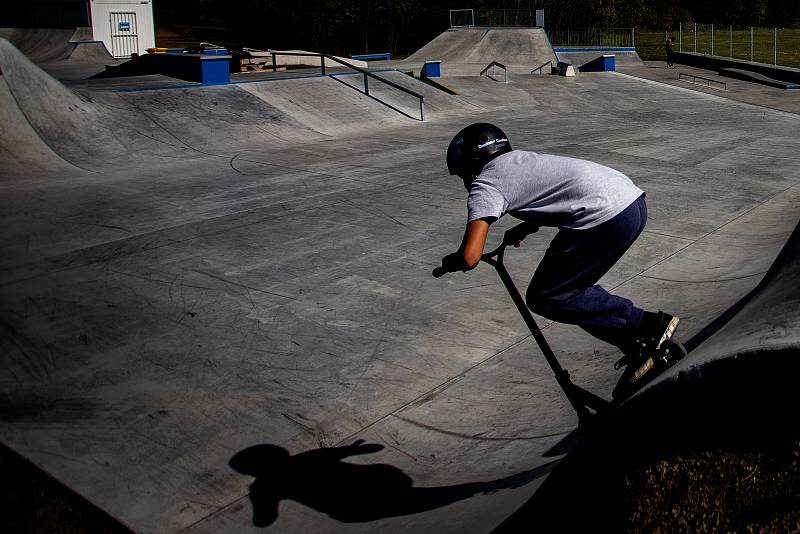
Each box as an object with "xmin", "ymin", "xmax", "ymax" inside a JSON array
[{"xmin": 656, "ymin": 316, "xmax": 680, "ymax": 351}]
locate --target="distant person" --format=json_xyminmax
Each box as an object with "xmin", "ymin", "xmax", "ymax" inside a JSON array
[
  {"xmin": 435, "ymin": 123, "xmax": 680, "ymax": 399},
  {"xmin": 666, "ymin": 37, "xmax": 675, "ymax": 68}
]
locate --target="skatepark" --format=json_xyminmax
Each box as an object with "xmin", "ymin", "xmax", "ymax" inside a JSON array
[{"xmin": 1, "ymin": 23, "xmax": 799, "ymax": 532}]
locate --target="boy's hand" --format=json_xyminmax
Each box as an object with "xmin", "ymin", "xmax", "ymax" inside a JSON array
[
  {"xmin": 503, "ymin": 222, "xmax": 539, "ymax": 247},
  {"xmin": 432, "ymin": 252, "xmax": 465, "ymax": 278}
]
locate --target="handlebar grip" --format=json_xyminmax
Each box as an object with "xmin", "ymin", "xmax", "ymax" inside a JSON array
[{"xmin": 502, "ymin": 222, "xmax": 539, "ymax": 245}]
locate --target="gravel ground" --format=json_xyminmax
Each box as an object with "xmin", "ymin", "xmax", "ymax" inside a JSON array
[{"xmin": 624, "ymin": 441, "xmax": 800, "ymax": 532}]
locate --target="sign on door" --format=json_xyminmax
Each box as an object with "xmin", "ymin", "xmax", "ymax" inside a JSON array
[{"xmin": 110, "ymin": 12, "xmax": 138, "ymax": 58}]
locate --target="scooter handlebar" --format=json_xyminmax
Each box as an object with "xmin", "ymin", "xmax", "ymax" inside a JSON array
[
  {"xmin": 483, "ymin": 222, "xmax": 538, "ymax": 261},
  {"xmin": 435, "ymin": 222, "xmax": 538, "ymax": 276}
]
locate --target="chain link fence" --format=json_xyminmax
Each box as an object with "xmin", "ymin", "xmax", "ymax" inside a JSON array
[
  {"xmin": 547, "ymin": 28, "xmax": 635, "ymax": 48},
  {"xmin": 450, "ymin": 10, "xmax": 539, "ymax": 28},
  {"xmin": 669, "ymin": 23, "xmax": 800, "ymax": 68}
]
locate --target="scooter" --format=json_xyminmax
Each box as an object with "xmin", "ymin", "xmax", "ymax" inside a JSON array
[{"xmin": 434, "ymin": 222, "xmax": 685, "ymax": 426}]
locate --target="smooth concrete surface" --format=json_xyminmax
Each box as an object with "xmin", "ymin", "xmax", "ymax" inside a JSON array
[
  {"xmin": 2, "ymin": 30, "xmax": 800, "ymax": 534},
  {"xmin": 619, "ymin": 61, "xmax": 800, "ymax": 115}
]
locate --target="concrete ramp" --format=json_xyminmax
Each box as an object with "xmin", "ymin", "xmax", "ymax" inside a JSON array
[
  {"xmin": 0, "ymin": 38, "xmax": 127, "ymax": 167},
  {"xmin": 554, "ymin": 47, "xmax": 643, "ymax": 70},
  {"xmin": 719, "ymin": 67, "xmax": 800, "ymax": 90},
  {"xmin": 0, "ymin": 38, "xmax": 323, "ymax": 168},
  {"xmin": 0, "ymin": 28, "xmax": 78, "ymax": 63},
  {"xmin": 0, "ymin": 75, "xmax": 78, "ymax": 177},
  {"xmin": 0, "ymin": 38, "xmax": 472, "ymax": 173},
  {"xmin": 64, "ymin": 41, "xmax": 115, "ymax": 64},
  {"xmin": 0, "ymin": 27, "xmax": 113, "ymax": 65},
  {"xmin": 0, "ymin": 28, "xmax": 117, "ymax": 80},
  {"xmin": 404, "ymin": 28, "xmax": 557, "ymax": 75}
]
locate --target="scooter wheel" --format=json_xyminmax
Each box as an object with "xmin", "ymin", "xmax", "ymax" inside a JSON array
[{"xmin": 659, "ymin": 339, "xmax": 687, "ymax": 366}]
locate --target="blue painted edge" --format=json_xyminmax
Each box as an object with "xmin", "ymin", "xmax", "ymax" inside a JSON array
[
  {"xmin": 351, "ymin": 53, "xmax": 392, "ymax": 61},
  {"xmin": 200, "ymin": 56, "xmax": 231, "ymax": 84},
  {"xmin": 553, "ymin": 47, "xmax": 636, "ymax": 53},
  {"xmin": 421, "ymin": 61, "xmax": 441, "ymax": 78}
]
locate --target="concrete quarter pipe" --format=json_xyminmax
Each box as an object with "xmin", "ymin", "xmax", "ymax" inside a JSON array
[{"xmin": 403, "ymin": 27, "xmax": 558, "ymax": 75}]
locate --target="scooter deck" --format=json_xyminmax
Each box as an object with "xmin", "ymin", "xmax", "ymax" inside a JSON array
[{"xmin": 612, "ymin": 339, "xmax": 687, "ymax": 401}]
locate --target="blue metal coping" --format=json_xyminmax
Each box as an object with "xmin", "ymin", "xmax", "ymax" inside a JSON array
[
  {"xmin": 421, "ymin": 61, "xmax": 441, "ymax": 78},
  {"xmin": 199, "ymin": 56, "xmax": 231, "ymax": 84},
  {"xmin": 351, "ymin": 53, "xmax": 392, "ymax": 61},
  {"xmin": 553, "ymin": 47, "xmax": 636, "ymax": 53}
]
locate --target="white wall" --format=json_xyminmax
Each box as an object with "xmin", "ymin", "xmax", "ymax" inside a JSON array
[{"xmin": 90, "ymin": 0, "xmax": 155, "ymax": 58}]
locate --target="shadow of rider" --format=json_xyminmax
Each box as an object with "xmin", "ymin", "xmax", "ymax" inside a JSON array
[{"xmin": 229, "ymin": 439, "xmax": 555, "ymax": 527}]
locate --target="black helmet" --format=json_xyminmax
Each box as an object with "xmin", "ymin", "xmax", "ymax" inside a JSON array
[{"xmin": 447, "ymin": 123, "xmax": 512, "ymax": 179}]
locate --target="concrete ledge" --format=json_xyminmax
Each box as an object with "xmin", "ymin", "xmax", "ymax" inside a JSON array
[
  {"xmin": 578, "ymin": 54, "xmax": 615, "ymax": 72},
  {"xmin": 556, "ymin": 61, "xmax": 575, "ymax": 77},
  {"xmin": 92, "ymin": 53, "xmax": 231, "ymax": 84},
  {"xmin": 719, "ymin": 68, "xmax": 800, "ymax": 90},
  {"xmin": 672, "ymin": 51, "xmax": 800, "ymax": 84}
]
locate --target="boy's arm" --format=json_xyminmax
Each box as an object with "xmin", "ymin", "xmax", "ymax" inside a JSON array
[
  {"xmin": 459, "ymin": 218, "xmax": 492, "ymax": 268},
  {"xmin": 435, "ymin": 218, "xmax": 492, "ymax": 276}
]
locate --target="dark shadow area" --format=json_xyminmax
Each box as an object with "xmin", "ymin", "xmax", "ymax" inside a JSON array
[
  {"xmin": 542, "ymin": 428, "xmax": 584, "ymax": 457},
  {"xmin": 230, "ymin": 439, "xmax": 557, "ymax": 527},
  {"xmin": 493, "ymin": 348, "xmax": 800, "ymax": 532},
  {"xmin": 0, "ymin": 442, "xmax": 132, "ymax": 534}
]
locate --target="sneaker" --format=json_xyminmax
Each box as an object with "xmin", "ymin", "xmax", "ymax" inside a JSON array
[{"xmin": 612, "ymin": 312, "xmax": 680, "ymax": 399}]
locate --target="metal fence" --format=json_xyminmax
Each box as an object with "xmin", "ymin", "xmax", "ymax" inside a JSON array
[
  {"xmin": 547, "ymin": 28, "xmax": 635, "ymax": 48},
  {"xmin": 669, "ymin": 23, "xmax": 800, "ymax": 68},
  {"xmin": 450, "ymin": 9, "xmax": 538, "ymax": 28}
]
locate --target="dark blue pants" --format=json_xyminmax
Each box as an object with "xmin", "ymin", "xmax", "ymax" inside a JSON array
[{"xmin": 526, "ymin": 195, "xmax": 647, "ymax": 349}]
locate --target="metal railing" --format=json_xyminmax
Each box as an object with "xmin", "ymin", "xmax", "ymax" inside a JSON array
[
  {"xmin": 531, "ymin": 60, "xmax": 552, "ymax": 74},
  {"xmin": 480, "ymin": 61, "xmax": 507, "ymax": 82},
  {"xmin": 450, "ymin": 9, "xmax": 539, "ymax": 28},
  {"xmin": 267, "ymin": 51, "xmax": 425, "ymax": 121},
  {"xmin": 548, "ymin": 28, "xmax": 635, "ymax": 47},
  {"xmin": 678, "ymin": 72, "xmax": 728, "ymax": 91},
  {"xmin": 669, "ymin": 24, "xmax": 800, "ymax": 68}
]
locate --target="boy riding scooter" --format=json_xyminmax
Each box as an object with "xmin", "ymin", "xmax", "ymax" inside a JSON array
[{"xmin": 434, "ymin": 123, "xmax": 680, "ymax": 399}]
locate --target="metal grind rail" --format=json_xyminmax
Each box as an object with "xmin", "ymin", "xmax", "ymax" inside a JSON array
[
  {"xmin": 480, "ymin": 61, "xmax": 508, "ymax": 82},
  {"xmin": 268, "ymin": 51, "xmax": 425, "ymax": 121},
  {"xmin": 531, "ymin": 60, "xmax": 553, "ymax": 74},
  {"xmin": 678, "ymin": 72, "xmax": 728, "ymax": 91}
]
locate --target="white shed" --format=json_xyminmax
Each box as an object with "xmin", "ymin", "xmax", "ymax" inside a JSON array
[{"xmin": 90, "ymin": 0, "xmax": 155, "ymax": 58}]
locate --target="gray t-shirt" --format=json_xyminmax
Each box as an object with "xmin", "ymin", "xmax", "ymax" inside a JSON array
[{"xmin": 467, "ymin": 150, "xmax": 644, "ymax": 229}]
